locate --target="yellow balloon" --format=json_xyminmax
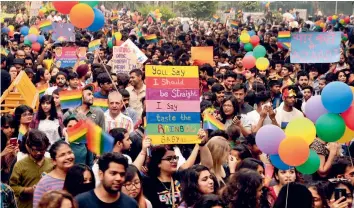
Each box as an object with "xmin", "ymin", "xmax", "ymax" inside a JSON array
[
  {"xmin": 285, "ymin": 117, "xmax": 316, "ymax": 145},
  {"xmin": 240, "ymin": 33, "xmax": 250, "ymax": 43},
  {"xmin": 241, "ymin": 30, "xmax": 248, "ymax": 34},
  {"xmin": 255, "ymin": 57, "xmax": 270, "ymax": 71},
  {"xmin": 29, "ymin": 26, "xmax": 39, "ymax": 35},
  {"xmin": 114, "ymin": 32, "xmax": 122, "ymax": 41},
  {"xmin": 337, "ymin": 126, "xmax": 354, "ymax": 143},
  {"xmin": 8, "ymin": 25, "xmax": 14, "ymax": 31},
  {"xmin": 320, "ymin": 23, "xmax": 325, "ymax": 28},
  {"xmin": 333, "ymin": 15, "xmax": 338, "ymax": 20}
]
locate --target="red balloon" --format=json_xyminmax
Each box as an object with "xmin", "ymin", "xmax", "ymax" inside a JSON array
[
  {"xmin": 53, "ymin": 1, "xmax": 78, "ymax": 14},
  {"xmin": 250, "ymin": 35, "xmax": 260, "ymax": 46},
  {"xmin": 345, "ymin": 17, "xmax": 350, "ymax": 24},
  {"xmin": 8, "ymin": 30, "xmax": 14, "ymax": 37},
  {"xmin": 342, "ymin": 104, "xmax": 354, "ymax": 130},
  {"xmin": 242, "ymin": 55, "xmax": 256, "ymax": 69},
  {"xmin": 328, "ymin": 16, "xmax": 333, "ymax": 21},
  {"xmin": 31, "ymin": 42, "xmax": 41, "ymax": 52}
]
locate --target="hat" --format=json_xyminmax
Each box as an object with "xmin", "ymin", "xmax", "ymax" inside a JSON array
[
  {"xmin": 76, "ymin": 64, "xmax": 89, "ymax": 78},
  {"xmin": 13, "ymin": 58, "xmax": 24, "ymax": 65},
  {"xmin": 24, "ymin": 68, "xmax": 34, "ymax": 74},
  {"xmin": 82, "ymin": 83, "xmax": 95, "ymax": 92}
]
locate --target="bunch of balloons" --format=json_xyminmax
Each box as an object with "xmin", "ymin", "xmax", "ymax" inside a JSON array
[
  {"xmin": 327, "ymin": 15, "xmax": 351, "ymax": 25},
  {"xmin": 240, "ymin": 30, "xmax": 269, "ymax": 71},
  {"xmin": 20, "ymin": 26, "xmax": 45, "ymax": 52},
  {"xmin": 256, "ymin": 117, "xmax": 320, "ymax": 174},
  {"xmin": 2, "ymin": 24, "xmax": 15, "ymax": 37},
  {"xmin": 52, "ymin": 1, "xmax": 104, "ymax": 31}
]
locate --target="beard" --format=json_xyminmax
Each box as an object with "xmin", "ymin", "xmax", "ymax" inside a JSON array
[{"xmin": 102, "ymin": 180, "xmax": 121, "ymax": 194}]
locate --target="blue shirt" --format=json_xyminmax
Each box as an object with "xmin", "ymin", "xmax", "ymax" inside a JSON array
[{"xmin": 93, "ymin": 91, "xmax": 108, "ymax": 99}]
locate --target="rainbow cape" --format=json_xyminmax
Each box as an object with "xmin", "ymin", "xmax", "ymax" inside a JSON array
[
  {"xmin": 18, "ymin": 125, "xmax": 27, "ymax": 141},
  {"xmin": 37, "ymin": 83, "xmax": 49, "ymax": 98},
  {"xmin": 68, "ymin": 120, "xmax": 87, "ymax": 143},
  {"xmin": 86, "ymin": 121, "xmax": 114, "ymax": 155},
  {"xmin": 38, "ymin": 20, "xmax": 52, "ymax": 32},
  {"xmin": 203, "ymin": 114, "xmax": 225, "ymax": 131},
  {"xmin": 92, "ymin": 98, "xmax": 108, "ymax": 112},
  {"xmin": 59, "ymin": 90, "xmax": 82, "ymax": 109},
  {"xmin": 278, "ymin": 31, "xmax": 291, "ymax": 49},
  {"xmin": 144, "ymin": 34, "xmax": 158, "ymax": 43},
  {"xmin": 212, "ymin": 15, "xmax": 220, "ymax": 22},
  {"xmin": 88, "ymin": 39, "xmax": 101, "ymax": 52},
  {"xmin": 231, "ymin": 20, "xmax": 239, "ymax": 29}
]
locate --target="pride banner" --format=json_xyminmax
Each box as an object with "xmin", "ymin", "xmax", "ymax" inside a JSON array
[{"xmin": 145, "ymin": 65, "xmax": 201, "ymax": 144}]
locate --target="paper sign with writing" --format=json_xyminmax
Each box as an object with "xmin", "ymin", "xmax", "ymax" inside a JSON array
[
  {"xmin": 121, "ymin": 39, "xmax": 148, "ymax": 64},
  {"xmin": 145, "ymin": 65, "xmax": 201, "ymax": 145},
  {"xmin": 191, "ymin": 47, "xmax": 214, "ymax": 66},
  {"xmin": 30, "ymin": 1, "xmax": 42, "ymax": 18},
  {"xmin": 290, "ymin": 32, "xmax": 341, "ymax": 63},
  {"xmin": 54, "ymin": 47, "xmax": 86, "ymax": 68},
  {"xmin": 112, "ymin": 46, "xmax": 138, "ymax": 74},
  {"xmin": 52, "ymin": 23, "xmax": 75, "ymax": 42}
]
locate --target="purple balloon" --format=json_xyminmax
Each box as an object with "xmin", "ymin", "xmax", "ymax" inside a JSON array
[
  {"xmin": 255, "ymin": 125, "xmax": 286, "ymax": 154},
  {"xmin": 28, "ymin": 34, "xmax": 38, "ymax": 43},
  {"xmin": 305, "ymin": 95, "xmax": 328, "ymax": 123}
]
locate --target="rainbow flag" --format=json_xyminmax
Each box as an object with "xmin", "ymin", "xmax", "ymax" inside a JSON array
[
  {"xmin": 37, "ymin": 83, "xmax": 49, "ymax": 98},
  {"xmin": 1, "ymin": 47, "xmax": 9, "ymax": 56},
  {"xmin": 278, "ymin": 31, "xmax": 291, "ymax": 50},
  {"xmin": 265, "ymin": 2, "xmax": 271, "ymax": 7},
  {"xmin": 38, "ymin": 20, "xmax": 52, "ymax": 32},
  {"xmin": 88, "ymin": 39, "xmax": 101, "ymax": 52},
  {"xmin": 92, "ymin": 98, "xmax": 108, "ymax": 111},
  {"xmin": 68, "ymin": 120, "xmax": 87, "ymax": 143},
  {"xmin": 144, "ymin": 34, "xmax": 158, "ymax": 43},
  {"xmin": 203, "ymin": 114, "xmax": 225, "ymax": 131},
  {"xmin": 86, "ymin": 121, "xmax": 114, "ymax": 155},
  {"xmin": 231, "ymin": 20, "xmax": 239, "ymax": 29},
  {"xmin": 18, "ymin": 125, "xmax": 27, "ymax": 141},
  {"xmin": 111, "ymin": 16, "xmax": 118, "ymax": 22},
  {"xmin": 59, "ymin": 90, "xmax": 82, "ymax": 109},
  {"xmin": 211, "ymin": 15, "xmax": 220, "ymax": 22}
]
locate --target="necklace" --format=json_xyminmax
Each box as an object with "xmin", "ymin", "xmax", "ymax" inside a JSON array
[{"xmin": 158, "ymin": 178, "xmax": 171, "ymax": 192}]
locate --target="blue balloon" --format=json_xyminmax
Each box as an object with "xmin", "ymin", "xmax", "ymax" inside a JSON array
[
  {"xmin": 248, "ymin": 30, "xmax": 256, "ymax": 36},
  {"xmin": 20, "ymin": 26, "xmax": 29, "ymax": 36},
  {"xmin": 87, "ymin": 8, "xmax": 105, "ymax": 32},
  {"xmin": 1, "ymin": 27, "xmax": 9, "ymax": 33},
  {"xmin": 331, "ymin": 19, "xmax": 337, "ymax": 25},
  {"xmin": 245, "ymin": 52, "xmax": 253, "ymax": 57},
  {"xmin": 37, "ymin": 35, "xmax": 45, "ymax": 46},
  {"xmin": 321, "ymin": 81, "xmax": 353, "ymax": 113},
  {"xmin": 270, "ymin": 154, "xmax": 292, "ymax": 170}
]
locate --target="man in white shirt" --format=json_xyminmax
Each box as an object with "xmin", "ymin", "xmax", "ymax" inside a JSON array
[
  {"xmin": 104, "ymin": 91, "xmax": 134, "ymax": 133},
  {"xmin": 275, "ymin": 86, "xmax": 304, "ymax": 129}
]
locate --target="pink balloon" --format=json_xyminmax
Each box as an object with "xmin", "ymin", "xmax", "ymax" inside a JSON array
[
  {"xmin": 31, "ymin": 42, "xmax": 41, "ymax": 52},
  {"xmin": 250, "ymin": 35, "xmax": 260, "ymax": 46},
  {"xmin": 242, "ymin": 55, "xmax": 256, "ymax": 69},
  {"xmin": 28, "ymin": 34, "xmax": 37, "ymax": 43}
]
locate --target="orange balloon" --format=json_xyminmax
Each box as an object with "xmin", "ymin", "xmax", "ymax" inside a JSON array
[
  {"xmin": 337, "ymin": 126, "xmax": 354, "ymax": 143},
  {"xmin": 69, "ymin": 3, "xmax": 94, "ymax": 29},
  {"xmin": 8, "ymin": 30, "xmax": 14, "ymax": 37},
  {"xmin": 279, "ymin": 136, "xmax": 310, "ymax": 166}
]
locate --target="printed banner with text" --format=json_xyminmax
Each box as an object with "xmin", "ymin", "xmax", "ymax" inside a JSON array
[
  {"xmin": 290, "ymin": 32, "xmax": 341, "ymax": 63},
  {"xmin": 145, "ymin": 65, "xmax": 201, "ymax": 145},
  {"xmin": 112, "ymin": 46, "xmax": 139, "ymax": 74}
]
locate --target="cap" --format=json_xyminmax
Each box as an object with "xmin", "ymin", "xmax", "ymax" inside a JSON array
[
  {"xmin": 82, "ymin": 83, "xmax": 95, "ymax": 92},
  {"xmin": 76, "ymin": 64, "xmax": 89, "ymax": 78},
  {"xmin": 13, "ymin": 58, "xmax": 24, "ymax": 65},
  {"xmin": 24, "ymin": 68, "xmax": 34, "ymax": 74}
]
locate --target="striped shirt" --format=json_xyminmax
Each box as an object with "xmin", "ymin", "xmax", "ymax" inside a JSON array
[
  {"xmin": 33, "ymin": 175, "xmax": 64, "ymax": 208},
  {"xmin": 104, "ymin": 110, "xmax": 134, "ymax": 133}
]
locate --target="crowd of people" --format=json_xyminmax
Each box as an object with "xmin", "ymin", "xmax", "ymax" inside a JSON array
[{"xmin": 1, "ymin": 3, "xmax": 354, "ymax": 208}]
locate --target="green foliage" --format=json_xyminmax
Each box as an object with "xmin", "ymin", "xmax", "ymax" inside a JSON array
[
  {"xmin": 137, "ymin": 5, "xmax": 175, "ymax": 21},
  {"xmin": 238, "ymin": 2, "xmax": 261, "ymax": 12},
  {"xmin": 175, "ymin": 1, "xmax": 218, "ymax": 19}
]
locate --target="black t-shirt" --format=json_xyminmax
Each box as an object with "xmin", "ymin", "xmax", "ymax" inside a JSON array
[
  {"xmin": 142, "ymin": 172, "xmax": 183, "ymax": 208},
  {"xmin": 75, "ymin": 190, "xmax": 138, "ymax": 208}
]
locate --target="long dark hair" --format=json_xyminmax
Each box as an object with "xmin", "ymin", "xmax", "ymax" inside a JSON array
[
  {"xmin": 124, "ymin": 164, "xmax": 147, "ymax": 206},
  {"xmin": 222, "ymin": 169, "xmax": 263, "ymax": 208},
  {"xmin": 194, "ymin": 194, "xmax": 226, "ymax": 208},
  {"xmin": 219, "ymin": 96, "xmax": 239, "ymax": 123},
  {"xmin": 1, "ymin": 114, "xmax": 14, "ymax": 150},
  {"xmin": 274, "ymin": 182, "xmax": 313, "ymax": 208},
  {"xmin": 35, "ymin": 68, "xmax": 47, "ymax": 84},
  {"xmin": 181, "ymin": 165, "xmax": 218, "ymax": 207},
  {"xmin": 147, "ymin": 146, "xmax": 174, "ymax": 178},
  {"xmin": 38, "ymin": 95, "xmax": 58, "ymax": 120},
  {"xmin": 306, "ymin": 182, "xmax": 329, "ymax": 208},
  {"xmin": 63, "ymin": 163, "xmax": 95, "ymax": 197},
  {"xmin": 13, "ymin": 105, "xmax": 33, "ymax": 137}
]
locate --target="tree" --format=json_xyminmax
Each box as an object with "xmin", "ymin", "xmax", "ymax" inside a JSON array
[
  {"xmin": 175, "ymin": 1, "xmax": 218, "ymax": 19},
  {"xmin": 238, "ymin": 2, "xmax": 261, "ymax": 12},
  {"xmin": 137, "ymin": 4, "xmax": 175, "ymax": 21}
]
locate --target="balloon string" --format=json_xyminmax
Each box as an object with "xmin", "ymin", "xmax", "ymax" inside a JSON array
[
  {"xmin": 346, "ymin": 144, "xmax": 354, "ymax": 167},
  {"xmin": 285, "ymin": 182, "xmax": 289, "ymax": 208}
]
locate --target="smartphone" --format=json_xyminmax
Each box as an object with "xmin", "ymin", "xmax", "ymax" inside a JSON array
[
  {"xmin": 9, "ymin": 138, "xmax": 18, "ymax": 146},
  {"xmin": 236, "ymin": 115, "xmax": 242, "ymax": 120},
  {"xmin": 335, "ymin": 188, "xmax": 346, "ymax": 201}
]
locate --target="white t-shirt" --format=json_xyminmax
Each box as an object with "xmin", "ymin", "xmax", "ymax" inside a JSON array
[
  {"xmin": 246, "ymin": 110, "xmax": 273, "ymax": 130},
  {"xmin": 275, "ymin": 106, "xmax": 304, "ymax": 129},
  {"xmin": 38, "ymin": 119, "xmax": 61, "ymax": 146}
]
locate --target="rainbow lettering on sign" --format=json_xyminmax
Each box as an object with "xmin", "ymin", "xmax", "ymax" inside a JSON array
[{"xmin": 145, "ymin": 65, "xmax": 201, "ymax": 145}]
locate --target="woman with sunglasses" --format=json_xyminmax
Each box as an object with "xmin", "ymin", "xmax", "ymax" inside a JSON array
[
  {"xmin": 143, "ymin": 129, "xmax": 212, "ymax": 208},
  {"xmin": 122, "ymin": 165, "xmax": 152, "ymax": 208}
]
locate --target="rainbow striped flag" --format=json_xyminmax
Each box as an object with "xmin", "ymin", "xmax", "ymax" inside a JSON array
[
  {"xmin": 231, "ymin": 20, "xmax": 239, "ymax": 29},
  {"xmin": 144, "ymin": 34, "xmax": 158, "ymax": 43},
  {"xmin": 88, "ymin": 39, "xmax": 101, "ymax": 52},
  {"xmin": 203, "ymin": 113, "xmax": 225, "ymax": 131},
  {"xmin": 18, "ymin": 125, "xmax": 27, "ymax": 141},
  {"xmin": 211, "ymin": 14, "xmax": 220, "ymax": 22},
  {"xmin": 59, "ymin": 90, "xmax": 82, "ymax": 109},
  {"xmin": 92, "ymin": 98, "xmax": 108, "ymax": 112},
  {"xmin": 37, "ymin": 83, "xmax": 49, "ymax": 98},
  {"xmin": 38, "ymin": 20, "xmax": 52, "ymax": 32},
  {"xmin": 278, "ymin": 31, "xmax": 291, "ymax": 50},
  {"xmin": 86, "ymin": 121, "xmax": 114, "ymax": 155},
  {"xmin": 68, "ymin": 120, "xmax": 87, "ymax": 143},
  {"xmin": 111, "ymin": 16, "xmax": 118, "ymax": 22}
]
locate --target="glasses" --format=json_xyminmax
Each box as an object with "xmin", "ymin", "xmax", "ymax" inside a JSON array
[
  {"xmin": 328, "ymin": 178, "xmax": 350, "ymax": 183},
  {"xmin": 161, "ymin": 156, "xmax": 179, "ymax": 163},
  {"xmin": 123, "ymin": 180, "xmax": 141, "ymax": 190},
  {"xmin": 2, "ymin": 125, "xmax": 11, "ymax": 129},
  {"xmin": 21, "ymin": 112, "xmax": 33, "ymax": 117}
]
